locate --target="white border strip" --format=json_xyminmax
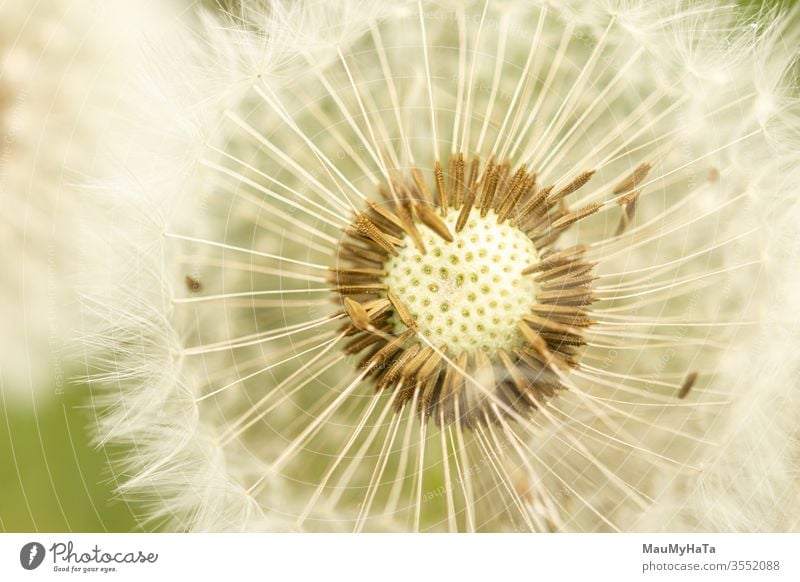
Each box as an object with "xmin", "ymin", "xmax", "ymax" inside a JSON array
[{"xmin": 1, "ymin": 534, "xmax": 798, "ymax": 581}]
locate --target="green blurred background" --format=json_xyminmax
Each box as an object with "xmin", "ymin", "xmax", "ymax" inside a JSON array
[{"xmin": 0, "ymin": 387, "xmax": 141, "ymax": 532}]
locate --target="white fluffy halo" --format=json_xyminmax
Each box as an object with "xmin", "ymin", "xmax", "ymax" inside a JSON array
[{"xmin": 79, "ymin": 0, "xmax": 800, "ymax": 532}]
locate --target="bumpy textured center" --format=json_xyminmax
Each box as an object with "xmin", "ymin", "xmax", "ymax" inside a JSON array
[{"xmin": 383, "ymin": 209, "xmax": 539, "ymax": 353}]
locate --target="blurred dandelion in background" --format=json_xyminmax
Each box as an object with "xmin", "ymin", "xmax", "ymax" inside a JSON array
[
  {"xmin": 79, "ymin": 0, "xmax": 800, "ymax": 532},
  {"xmin": 0, "ymin": 0, "xmax": 188, "ymax": 531},
  {"xmin": 0, "ymin": 0, "xmax": 178, "ymax": 405}
]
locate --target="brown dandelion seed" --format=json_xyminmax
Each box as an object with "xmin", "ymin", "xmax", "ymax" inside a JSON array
[
  {"xmin": 678, "ymin": 372, "xmax": 698, "ymax": 399},
  {"xmin": 185, "ymin": 275, "xmax": 202, "ymax": 293}
]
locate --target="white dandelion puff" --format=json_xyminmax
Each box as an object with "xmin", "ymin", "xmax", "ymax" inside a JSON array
[{"xmin": 80, "ymin": 0, "xmax": 800, "ymax": 532}]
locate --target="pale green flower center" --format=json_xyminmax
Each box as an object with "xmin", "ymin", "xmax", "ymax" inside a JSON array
[{"xmin": 383, "ymin": 209, "xmax": 539, "ymax": 354}]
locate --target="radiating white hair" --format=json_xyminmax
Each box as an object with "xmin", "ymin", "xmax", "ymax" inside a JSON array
[{"xmin": 79, "ymin": 0, "xmax": 800, "ymax": 532}]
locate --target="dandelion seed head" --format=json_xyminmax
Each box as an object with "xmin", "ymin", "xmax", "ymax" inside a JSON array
[{"xmin": 80, "ymin": 0, "xmax": 800, "ymax": 532}]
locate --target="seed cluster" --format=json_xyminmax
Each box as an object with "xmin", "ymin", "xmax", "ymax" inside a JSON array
[
  {"xmin": 331, "ymin": 153, "xmax": 619, "ymax": 428},
  {"xmin": 383, "ymin": 209, "xmax": 539, "ymax": 353}
]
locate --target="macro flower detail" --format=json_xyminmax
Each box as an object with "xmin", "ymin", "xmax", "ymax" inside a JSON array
[
  {"xmin": 81, "ymin": 0, "xmax": 800, "ymax": 533},
  {"xmin": 334, "ymin": 156, "xmax": 618, "ymax": 427}
]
